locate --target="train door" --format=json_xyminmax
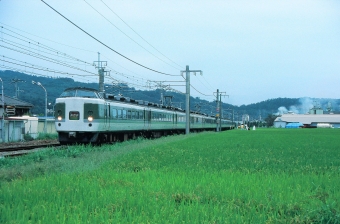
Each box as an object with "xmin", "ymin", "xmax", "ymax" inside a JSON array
[
  {"xmin": 144, "ymin": 109, "xmax": 151, "ymax": 130},
  {"xmin": 173, "ymin": 113, "xmax": 177, "ymax": 129},
  {"xmin": 105, "ymin": 102, "xmax": 110, "ymax": 129}
]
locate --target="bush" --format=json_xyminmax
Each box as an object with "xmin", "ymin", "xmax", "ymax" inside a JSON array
[
  {"xmin": 23, "ymin": 134, "xmax": 34, "ymax": 141},
  {"xmin": 36, "ymin": 133, "xmax": 58, "ymax": 140}
]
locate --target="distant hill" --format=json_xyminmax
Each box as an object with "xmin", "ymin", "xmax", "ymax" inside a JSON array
[{"xmin": 1, "ymin": 70, "xmax": 339, "ymax": 121}]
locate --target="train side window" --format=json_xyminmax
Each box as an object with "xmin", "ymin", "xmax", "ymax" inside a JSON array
[
  {"xmin": 139, "ymin": 111, "xmax": 144, "ymax": 120},
  {"xmin": 112, "ymin": 109, "xmax": 117, "ymax": 119},
  {"xmin": 122, "ymin": 110, "xmax": 127, "ymax": 119}
]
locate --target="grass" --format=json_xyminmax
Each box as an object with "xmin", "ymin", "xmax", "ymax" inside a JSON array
[{"xmin": 1, "ymin": 128, "xmax": 340, "ymax": 223}]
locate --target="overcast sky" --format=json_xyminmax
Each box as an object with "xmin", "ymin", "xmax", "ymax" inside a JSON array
[{"xmin": 1, "ymin": 0, "xmax": 339, "ymax": 105}]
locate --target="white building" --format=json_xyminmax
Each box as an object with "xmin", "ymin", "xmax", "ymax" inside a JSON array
[{"xmin": 274, "ymin": 114, "xmax": 340, "ymax": 128}]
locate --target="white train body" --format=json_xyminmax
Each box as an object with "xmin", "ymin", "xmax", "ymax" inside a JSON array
[{"xmin": 54, "ymin": 87, "xmax": 234, "ymax": 144}]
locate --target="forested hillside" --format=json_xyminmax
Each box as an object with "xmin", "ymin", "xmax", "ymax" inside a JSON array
[{"xmin": 1, "ymin": 70, "xmax": 339, "ymax": 121}]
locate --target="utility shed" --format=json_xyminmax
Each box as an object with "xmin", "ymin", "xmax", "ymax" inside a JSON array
[
  {"xmin": 0, "ymin": 118, "xmax": 25, "ymax": 142},
  {"xmin": 274, "ymin": 114, "xmax": 340, "ymax": 128}
]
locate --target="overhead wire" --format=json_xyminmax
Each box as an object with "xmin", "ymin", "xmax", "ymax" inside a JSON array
[
  {"xmin": 0, "ymin": 22, "xmax": 96, "ymax": 54},
  {"xmin": 0, "ymin": 43, "xmax": 97, "ymax": 76},
  {"xmin": 194, "ymin": 75, "xmax": 216, "ymax": 96},
  {"xmin": 0, "ymin": 55, "xmax": 97, "ymax": 77},
  {"xmin": 1, "ymin": 26, "xmax": 94, "ymax": 65},
  {"xmin": 40, "ymin": 0, "xmax": 180, "ymax": 77},
  {"xmin": 0, "ymin": 25, "xmax": 98, "ymax": 77},
  {"xmin": 1, "ymin": 5, "xmax": 212, "ymax": 100},
  {"xmin": 1, "ymin": 36, "xmax": 92, "ymax": 66},
  {"xmin": 190, "ymin": 84, "xmax": 213, "ymax": 97},
  {"xmin": 0, "ymin": 64, "xmax": 93, "ymax": 83},
  {"xmin": 100, "ymin": 0, "xmax": 183, "ymax": 70},
  {"xmin": 1, "ymin": 24, "xmax": 179, "ymax": 91},
  {"xmin": 84, "ymin": 0, "xmax": 180, "ymax": 71}
]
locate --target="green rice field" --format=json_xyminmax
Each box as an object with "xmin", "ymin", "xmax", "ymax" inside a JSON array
[{"xmin": 1, "ymin": 128, "xmax": 340, "ymax": 223}]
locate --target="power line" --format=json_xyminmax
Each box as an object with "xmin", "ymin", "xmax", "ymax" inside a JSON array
[
  {"xmin": 0, "ymin": 22, "xmax": 96, "ymax": 54},
  {"xmin": 190, "ymin": 84, "xmax": 213, "ymax": 97},
  {"xmin": 0, "ymin": 64, "xmax": 96, "ymax": 84},
  {"xmin": 100, "ymin": 0, "xmax": 183, "ymax": 70},
  {"xmin": 41, "ymin": 0, "xmax": 180, "ymax": 77},
  {"xmin": 196, "ymin": 74, "xmax": 215, "ymax": 92},
  {"xmin": 1, "ymin": 36, "xmax": 91, "ymax": 66},
  {"xmin": 0, "ymin": 44, "xmax": 96, "ymax": 75},
  {"xmin": 84, "ymin": 0, "xmax": 180, "ymax": 71},
  {"xmin": 1, "ymin": 26, "xmax": 93, "ymax": 65},
  {"xmin": 0, "ymin": 56, "xmax": 97, "ymax": 77}
]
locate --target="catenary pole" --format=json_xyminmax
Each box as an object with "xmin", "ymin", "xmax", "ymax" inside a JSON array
[
  {"xmin": 0, "ymin": 78, "xmax": 4, "ymax": 142},
  {"xmin": 181, "ymin": 65, "xmax": 202, "ymax": 135}
]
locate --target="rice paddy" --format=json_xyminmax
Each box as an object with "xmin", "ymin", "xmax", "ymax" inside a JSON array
[{"xmin": 1, "ymin": 128, "xmax": 340, "ymax": 223}]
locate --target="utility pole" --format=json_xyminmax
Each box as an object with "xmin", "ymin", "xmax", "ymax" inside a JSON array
[
  {"xmin": 0, "ymin": 78, "xmax": 4, "ymax": 142},
  {"xmin": 93, "ymin": 52, "xmax": 107, "ymax": 92},
  {"xmin": 214, "ymin": 89, "xmax": 228, "ymax": 132},
  {"xmin": 11, "ymin": 78, "xmax": 25, "ymax": 99},
  {"xmin": 225, "ymin": 108, "xmax": 234, "ymax": 128},
  {"xmin": 181, "ymin": 65, "xmax": 202, "ymax": 135},
  {"xmin": 215, "ymin": 89, "xmax": 219, "ymax": 132}
]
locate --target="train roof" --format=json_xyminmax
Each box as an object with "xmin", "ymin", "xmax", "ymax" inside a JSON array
[
  {"xmin": 60, "ymin": 87, "xmax": 223, "ymax": 119},
  {"xmin": 63, "ymin": 87, "xmax": 99, "ymax": 92}
]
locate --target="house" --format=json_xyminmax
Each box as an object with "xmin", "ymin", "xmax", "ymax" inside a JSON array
[{"xmin": 0, "ymin": 94, "xmax": 33, "ymax": 117}]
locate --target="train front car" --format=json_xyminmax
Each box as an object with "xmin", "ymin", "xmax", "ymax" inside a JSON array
[{"xmin": 54, "ymin": 87, "xmax": 105, "ymax": 144}]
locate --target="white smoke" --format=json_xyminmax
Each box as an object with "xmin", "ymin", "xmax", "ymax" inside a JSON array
[
  {"xmin": 277, "ymin": 106, "xmax": 288, "ymax": 115},
  {"xmin": 276, "ymin": 97, "xmax": 339, "ymax": 115},
  {"xmin": 289, "ymin": 105, "xmax": 299, "ymax": 114},
  {"xmin": 298, "ymin": 97, "xmax": 314, "ymax": 114},
  {"xmin": 276, "ymin": 105, "xmax": 299, "ymax": 115}
]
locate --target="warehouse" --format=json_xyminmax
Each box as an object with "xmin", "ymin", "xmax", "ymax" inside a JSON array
[{"xmin": 274, "ymin": 114, "xmax": 340, "ymax": 128}]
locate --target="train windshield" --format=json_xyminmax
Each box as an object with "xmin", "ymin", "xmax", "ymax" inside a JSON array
[{"xmin": 59, "ymin": 89, "xmax": 99, "ymax": 98}]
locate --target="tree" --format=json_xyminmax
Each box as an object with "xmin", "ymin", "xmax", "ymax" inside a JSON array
[{"xmin": 265, "ymin": 114, "xmax": 279, "ymax": 127}]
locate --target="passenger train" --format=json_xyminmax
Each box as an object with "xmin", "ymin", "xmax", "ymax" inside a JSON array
[{"xmin": 54, "ymin": 87, "xmax": 234, "ymax": 144}]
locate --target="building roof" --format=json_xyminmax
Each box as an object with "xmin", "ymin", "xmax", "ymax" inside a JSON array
[
  {"xmin": 0, "ymin": 94, "xmax": 34, "ymax": 108},
  {"xmin": 275, "ymin": 114, "xmax": 340, "ymax": 124}
]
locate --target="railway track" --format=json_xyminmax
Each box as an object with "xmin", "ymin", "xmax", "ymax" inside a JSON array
[{"xmin": 0, "ymin": 143, "xmax": 61, "ymax": 157}]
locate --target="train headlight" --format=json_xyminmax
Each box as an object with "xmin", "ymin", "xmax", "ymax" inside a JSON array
[
  {"xmin": 57, "ymin": 116, "xmax": 62, "ymax": 121},
  {"xmin": 87, "ymin": 111, "xmax": 94, "ymax": 122}
]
